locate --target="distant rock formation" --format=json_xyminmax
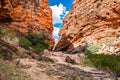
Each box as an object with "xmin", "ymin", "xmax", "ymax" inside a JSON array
[
  {"xmin": 55, "ymin": 0, "xmax": 120, "ymax": 54},
  {"xmin": 0, "ymin": 0, "xmax": 54, "ymax": 49}
]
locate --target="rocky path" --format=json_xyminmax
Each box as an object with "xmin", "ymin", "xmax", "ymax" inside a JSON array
[{"xmin": 16, "ymin": 51, "xmax": 119, "ymax": 80}]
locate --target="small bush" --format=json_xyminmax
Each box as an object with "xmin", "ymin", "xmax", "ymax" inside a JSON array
[
  {"xmin": 0, "ymin": 26, "xmax": 16, "ymax": 39},
  {"xmin": 19, "ymin": 37, "xmax": 32, "ymax": 50},
  {"xmin": 19, "ymin": 33, "xmax": 49, "ymax": 53},
  {"xmin": 25, "ymin": 33, "xmax": 44, "ymax": 45},
  {"xmin": 88, "ymin": 54, "xmax": 120, "ymax": 74},
  {"xmin": 32, "ymin": 44, "xmax": 45, "ymax": 53},
  {"xmin": 82, "ymin": 45, "xmax": 100, "ymax": 54},
  {"xmin": 78, "ymin": 54, "xmax": 94, "ymax": 67}
]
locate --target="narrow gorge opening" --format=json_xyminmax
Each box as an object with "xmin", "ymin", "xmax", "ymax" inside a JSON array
[
  {"xmin": 0, "ymin": 1, "xmax": 120, "ymax": 79},
  {"xmin": 48, "ymin": 0, "xmax": 73, "ymax": 41}
]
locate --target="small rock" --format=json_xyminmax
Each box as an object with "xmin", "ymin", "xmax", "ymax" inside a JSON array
[
  {"xmin": 65, "ymin": 56, "xmax": 80, "ymax": 64},
  {"xmin": 43, "ymin": 49, "xmax": 51, "ymax": 57},
  {"xmin": 65, "ymin": 56, "xmax": 75, "ymax": 63}
]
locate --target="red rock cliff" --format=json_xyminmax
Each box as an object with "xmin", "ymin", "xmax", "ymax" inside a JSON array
[
  {"xmin": 0, "ymin": 0, "xmax": 54, "ymax": 49},
  {"xmin": 55, "ymin": 0, "xmax": 120, "ymax": 52}
]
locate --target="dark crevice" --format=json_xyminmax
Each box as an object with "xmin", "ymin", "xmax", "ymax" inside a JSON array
[{"xmin": 0, "ymin": 15, "xmax": 13, "ymax": 23}]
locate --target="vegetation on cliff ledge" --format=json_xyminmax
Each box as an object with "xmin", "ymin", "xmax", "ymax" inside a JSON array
[{"xmin": 19, "ymin": 33, "xmax": 49, "ymax": 53}]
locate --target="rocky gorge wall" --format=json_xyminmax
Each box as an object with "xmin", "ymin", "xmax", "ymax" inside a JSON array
[
  {"xmin": 0, "ymin": 0, "xmax": 54, "ymax": 49},
  {"xmin": 55, "ymin": 0, "xmax": 120, "ymax": 54}
]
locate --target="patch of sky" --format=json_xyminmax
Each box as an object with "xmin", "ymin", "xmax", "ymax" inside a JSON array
[{"xmin": 48, "ymin": 0, "xmax": 72, "ymax": 41}]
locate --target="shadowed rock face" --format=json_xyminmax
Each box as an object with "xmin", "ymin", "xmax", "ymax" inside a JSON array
[
  {"xmin": 0, "ymin": 0, "xmax": 54, "ymax": 49},
  {"xmin": 55, "ymin": 0, "xmax": 120, "ymax": 51}
]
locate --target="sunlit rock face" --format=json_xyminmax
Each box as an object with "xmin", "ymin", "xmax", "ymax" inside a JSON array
[
  {"xmin": 0, "ymin": 0, "xmax": 54, "ymax": 49},
  {"xmin": 55, "ymin": 0, "xmax": 120, "ymax": 53}
]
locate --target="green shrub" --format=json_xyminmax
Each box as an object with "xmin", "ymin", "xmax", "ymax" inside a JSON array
[
  {"xmin": 19, "ymin": 33, "xmax": 49, "ymax": 53},
  {"xmin": 32, "ymin": 44, "xmax": 45, "ymax": 53},
  {"xmin": 25, "ymin": 33, "xmax": 44, "ymax": 45},
  {"xmin": 78, "ymin": 54, "xmax": 94, "ymax": 67},
  {"xmin": 88, "ymin": 54, "xmax": 120, "ymax": 74},
  {"xmin": 0, "ymin": 62, "xmax": 31, "ymax": 80},
  {"xmin": 82, "ymin": 45, "xmax": 100, "ymax": 54},
  {"xmin": 19, "ymin": 37, "xmax": 32, "ymax": 50}
]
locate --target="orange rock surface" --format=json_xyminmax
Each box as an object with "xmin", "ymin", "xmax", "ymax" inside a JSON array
[
  {"xmin": 55, "ymin": 0, "xmax": 120, "ymax": 51},
  {"xmin": 0, "ymin": 0, "xmax": 54, "ymax": 49}
]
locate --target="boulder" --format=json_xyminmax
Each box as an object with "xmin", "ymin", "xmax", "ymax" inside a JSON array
[
  {"xmin": 43, "ymin": 49, "xmax": 51, "ymax": 57},
  {"xmin": 65, "ymin": 55, "xmax": 80, "ymax": 64}
]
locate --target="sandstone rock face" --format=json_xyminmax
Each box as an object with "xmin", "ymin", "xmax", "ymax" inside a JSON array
[
  {"xmin": 55, "ymin": 0, "xmax": 120, "ymax": 53},
  {"xmin": 0, "ymin": 0, "xmax": 54, "ymax": 49}
]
